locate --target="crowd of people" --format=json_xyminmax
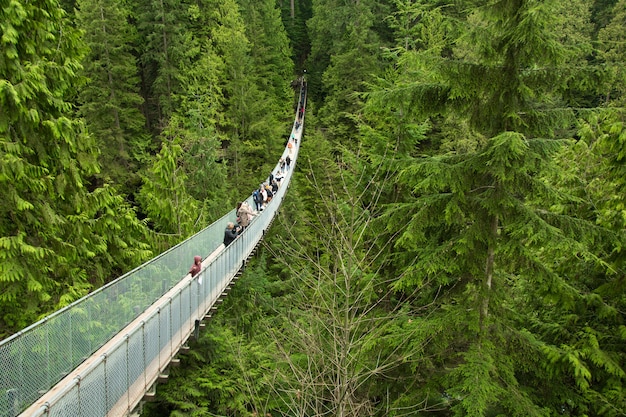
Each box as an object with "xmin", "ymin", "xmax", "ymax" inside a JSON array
[
  {"xmin": 220, "ymin": 137, "xmax": 296, "ymax": 247},
  {"xmin": 221, "ymin": 168, "xmax": 285, "ymax": 248},
  {"xmin": 189, "ymin": 79, "xmax": 306, "ymax": 277}
]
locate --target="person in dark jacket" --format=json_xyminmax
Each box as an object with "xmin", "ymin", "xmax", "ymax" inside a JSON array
[
  {"xmin": 189, "ymin": 255, "xmax": 202, "ymax": 277},
  {"xmin": 253, "ymin": 186, "xmax": 264, "ymax": 211},
  {"xmin": 223, "ymin": 222, "xmax": 241, "ymax": 246}
]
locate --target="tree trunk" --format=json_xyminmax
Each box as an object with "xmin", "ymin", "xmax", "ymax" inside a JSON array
[{"xmin": 481, "ymin": 214, "xmax": 498, "ymax": 333}]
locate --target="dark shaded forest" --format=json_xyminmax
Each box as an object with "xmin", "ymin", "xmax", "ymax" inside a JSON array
[{"xmin": 1, "ymin": 0, "xmax": 626, "ymax": 415}]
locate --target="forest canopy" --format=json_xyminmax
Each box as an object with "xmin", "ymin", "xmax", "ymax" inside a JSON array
[{"xmin": 1, "ymin": 0, "xmax": 625, "ymax": 416}]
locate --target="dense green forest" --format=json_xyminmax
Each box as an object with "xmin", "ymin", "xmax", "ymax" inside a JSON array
[{"xmin": 1, "ymin": 0, "xmax": 626, "ymax": 415}]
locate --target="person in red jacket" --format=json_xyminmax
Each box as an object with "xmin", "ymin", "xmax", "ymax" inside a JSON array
[{"xmin": 189, "ymin": 255, "xmax": 202, "ymax": 277}]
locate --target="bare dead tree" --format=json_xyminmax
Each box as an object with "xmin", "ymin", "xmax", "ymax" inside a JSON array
[{"xmin": 252, "ymin": 148, "xmax": 448, "ymax": 417}]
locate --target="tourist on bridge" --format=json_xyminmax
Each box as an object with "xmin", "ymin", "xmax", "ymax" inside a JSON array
[
  {"xmin": 253, "ymin": 186, "xmax": 263, "ymax": 211},
  {"xmin": 223, "ymin": 222, "xmax": 241, "ymax": 246},
  {"xmin": 260, "ymin": 184, "xmax": 268, "ymax": 210},
  {"xmin": 236, "ymin": 201, "xmax": 256, "ymax": 230},
  {"xmin": 275, "ymin": 173, "xmax": 284, "ymax": 187},
  {"xmin": 189, "ymin": 255, "xmax": 202, "ymax": 277},
  {"xmin": 286, "ymin": 155, "xmax": 291, "ymax": 170},
  {"xmin": 264, "ymin": 184, "xmax": 274, "ymax": 206}
]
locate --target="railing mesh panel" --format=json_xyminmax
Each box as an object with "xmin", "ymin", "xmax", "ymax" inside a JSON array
[{"xmin": 77, "ymin": 363, "xmax": 107, "ymax": 417}]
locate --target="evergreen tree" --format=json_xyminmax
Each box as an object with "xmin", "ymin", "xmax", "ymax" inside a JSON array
[
  {"xmin": 210, "ymin": 0, "xmax": 292, "ymax": 193},
  {"xmin": 597, "ymin": 0, "xmax": 626, "ymax": 105},
  {"xmin": 306, "ymin": 0, "xmax": 391, "ymax": 141},
  {"xmin": 534, "ymin": 114, "xmax": 626, "ymax": 415},
  {"xmin": 279, "ymin": 0, "xmax": 312, "ymax": 68},
  {"xmin": 131, "ymin": 0, "xmax": 192, "ymax": 133},
  {"xmin": 138, "ymin": 124, "xmax": 199, "ymax": 240},
  {"xmin": 0, "ymin": 0, "xmax": 151, "ymax": 336},
  {"xmin": 362, "ymin": 0, "xmax": 624, "ymax": 414},
  {"xmin": 175, "ymin": 46, "xmax": 229, "ymax": 221},
  {"xmin": 237, "ymin": 0, "xmax": 294, "ymax": 105},
  {"xmin": 75, "ymin": 0, "xmax": 151, "ymax": 195}
]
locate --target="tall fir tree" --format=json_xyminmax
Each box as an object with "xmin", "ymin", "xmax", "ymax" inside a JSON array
[
  {"xmin": 75, "ymin": 0, "xmax": 151, "ymax": 196},
  {"xmin": 138, "ymin": 123, "xmax": 199, "ymax": 242},
  {"xmin": 597, "ymin": 0, "xmax": 626, "ymax": 105},
  {"xmin": 237, "ymin": 0, "xmax": 294, "ymax": 106},
  {"xmin": 279, "ymin": 0, "xmax": 312, "ymax": 68},
  {"xmin": 306, "ymin": 0, "xmax": 390, "ymax": 142},
  {"xmin": 131, "ymin": 0, "xmax": 192, "ymax": 134},
  {"xmin": 0, "ymin": 0, "xmax": 151, "ymax": 336},
  {"xmin": 207, "ymin": 0, "xmax": 290, "ymax": 193},
  {"xmin": 362, "ymin": 0, "xmax": 624, "ymax": 414},
  {"xmin": 174, "ymin": 44, "xmax": 229, "ymax": 222}
]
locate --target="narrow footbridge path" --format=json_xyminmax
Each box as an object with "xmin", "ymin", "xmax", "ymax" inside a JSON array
[{"xmin": 0, "ymin": 84, "xmax": 307, "ymax": 417}]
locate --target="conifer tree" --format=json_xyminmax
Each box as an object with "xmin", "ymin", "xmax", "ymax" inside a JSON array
[
  {"xmin": 208, "ymin": 0, "xmax": 291, "ymax": 192},
  {"xmin": 534, "ymin": 116, "xmax": 626, "ymax": 415},
  {"xmin": 0, "ymin": 0, "xmax": 151, "ymax": 336},
  {"xmin": 278, "ymin": 0, "xmax": 312, "ymax": 67},
  {"xmin": 131, "ymin": 0, "xmax": 192, "ymax": 132},
  {"xmin": 306, "ymin": 0, "xmax": 390, "ymax": 141},
  {"xmin": 363, "ymin": 0, "xmax": 624, "ymax": 414},
  {"xmin": 174, "ymin": 47, "xmax": 229, "ymax": 221},
  {"xmin": 237, "ymin": 0, "xmax": 294, "ymax": 106},
  {"xmin": 75, "ymin": 0, "xmax": 151, "ymax": 195},
  {"xmin": 597, "ymin": 0, "xmax": 626, "ymax": 105},
  {"xmin": 138, "ymin": 123, "xmax": 200, "ymax": 240}
]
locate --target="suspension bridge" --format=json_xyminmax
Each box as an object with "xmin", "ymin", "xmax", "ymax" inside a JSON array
[{"xmin": 0, "ymin": 83, "xmax": 307, "ymax": 417}]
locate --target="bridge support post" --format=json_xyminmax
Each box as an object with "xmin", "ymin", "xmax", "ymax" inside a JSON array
[{"xmin": 194, "ymin": 319, "xmax": 200, "ymax": 340}]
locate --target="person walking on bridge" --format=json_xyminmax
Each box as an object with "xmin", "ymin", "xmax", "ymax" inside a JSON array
[
  {"xmin": 236, "ymin": 201, "xmax": 256, "ymax": 230},
  {"xmin": 223, "ymin": 222, "xmax": 241, "ymax": 246},
  {"xmin": 189, "ymin": 255, "xmax": 202, "ymax": 277},
  {"xmin": 253, "ymin": 186, "xmax": 263, "ymax": 211}
]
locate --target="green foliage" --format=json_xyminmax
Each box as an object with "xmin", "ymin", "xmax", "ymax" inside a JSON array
[
  {"xmin": 202, "ymin": 0, "xmax": 296, "ymax": 195},
  {"xmin": 138, "ymin": 129, "xmax": 199, "ymax": 238},
  {"xmin": 238, "ymin": 0, "xmax": 294, "ymax": 106},
  {"xmin": 354, "ymin": 0, "xmax": 626, "ymax": 415},
  {"xmin": 306, "ymin": 0, "xmax": 391, "ymax": 142},
  {"xmin": 279, "ymin": 0, "xmax": 312, "ymax": 67},
  {"xmin": 131, "ymin": 0, "xmax": 193, "ymax": 130},
  {"xmin": 173, "ymin": 47, "xmax": 229, "ymax": 222},
  {"xmin": 597, "ymin": 0, "xmax": 626, "ymax": 106},
  {"xmin": 0, "ymin": 0, "xmax": 151, "ymax": 336},
  {"xmin": 75, "ymin": 0, "xmax": 150, "ymax": 196},
  {"xmin": 137, "ymin": 0, "xmax": 626, "ymax": 413},
  {"xmin": 3, "ymin": 0, "xmax": 626, "ymax": 415}
]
